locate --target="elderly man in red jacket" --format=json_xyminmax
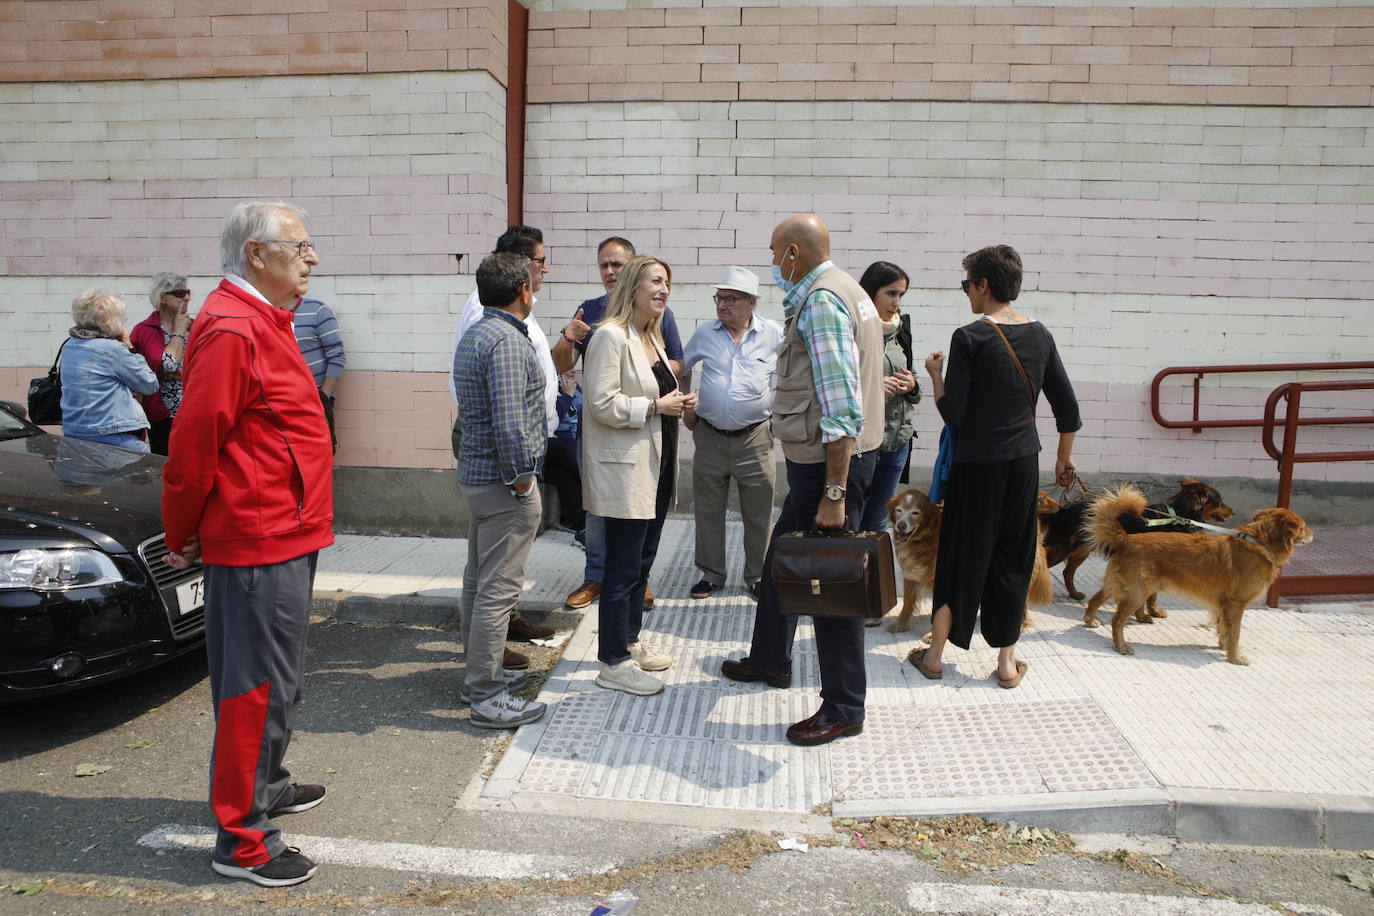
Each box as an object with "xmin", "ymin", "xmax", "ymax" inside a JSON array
[{"xmin": 163, "ymin": 200, "xmax": 333, "ymax": 888}]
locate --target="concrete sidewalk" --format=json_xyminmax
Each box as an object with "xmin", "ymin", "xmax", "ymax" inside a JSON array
[{"xmin": 314, "ymin": 521, "xmax": 1374, "ymax": 850}]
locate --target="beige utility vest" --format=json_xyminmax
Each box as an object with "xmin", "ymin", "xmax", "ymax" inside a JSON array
[{"xmin": 771, "ymin": 266, "xmax": 885, "ymax": 464}]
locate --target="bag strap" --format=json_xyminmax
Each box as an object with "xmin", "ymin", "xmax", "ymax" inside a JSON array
[
  {"xmin": 984, "ymin": 319, "xmax": 1035, "ymax": 418},
  {"xmin": 51, "ymin": 338, "xmax": 68, "ymax": 374}
]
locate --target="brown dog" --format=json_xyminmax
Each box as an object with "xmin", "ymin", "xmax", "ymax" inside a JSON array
[
  {"xmin": 1083, "ymin": 477, "xmax": 1236, "ymax": 625},
  {"xmin": 1088, "ymin": 486, "xmax": 1312, "ymax": 665},
  {"xmin": 1046, "ymin": 477, "xmax": 1234, "ymax": 603},
  {"xmin": 885, "ymin": 487, "xmax": 1053, "ymax": 634}
]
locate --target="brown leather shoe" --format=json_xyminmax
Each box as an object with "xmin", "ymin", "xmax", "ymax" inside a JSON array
[
  {"xmin": 786, "ymin": 713, "xmax": 864, "ymax": 746},
  {"xmin": 507, "ymin": 616, "xmax": 555, "ymax": 642},
  {"xmin": 565, "ymin": 580, "xmax": 600, "ymax": 609},
  {"xmin": 502, "ymin": 647, "xmax": 529, "ymax": 670},
  {"xmin": 720, "ymin": 657, "xmax": 791, "ymax": 689},
  {"xmin": 643, "ymin": 585, "xmax": 655, "ymax": 610}
]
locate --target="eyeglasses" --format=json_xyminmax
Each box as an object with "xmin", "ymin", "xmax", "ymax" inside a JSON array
[
  {"xmin": 714, "ymin": 293, "xmax": 750, "ymax": 305},
  {"xmin": 269, "ymin": 239, "xmax": 317, "ymax": 258},
  {"xmin": 529, "ymin": 256, "xmax": 547, "ymax": 266},
  {"xmin": 167, "ymin": 289, "xmax": 191, "ymax": 299},
  {"xmin": 960, "ymin": 278, "xmax": 980, "ymax": 293}
]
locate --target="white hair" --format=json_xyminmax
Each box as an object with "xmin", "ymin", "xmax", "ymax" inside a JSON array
[
  {"xmin": 148, "ymin": 270, "xmax": 188, "ymax": 308},
  {"xmin": 219, "ymin": 201, "xmax": 308, "ymax": 277},
  {"xmin": 71, "ymin": 289, "xmax": 128, "ymax": 339}
]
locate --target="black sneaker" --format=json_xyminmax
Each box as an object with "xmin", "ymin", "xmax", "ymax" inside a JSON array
[
  {"xmin": 690, "ymin": 578, "xmax": 720, "ymax": 599},
  {"xmin": 268, "ymin": 783, "xmax": 326, "ymax": 817},
  {"xmin": 212, "ymin": 847, "xmax": 317, "ymax": 887}
]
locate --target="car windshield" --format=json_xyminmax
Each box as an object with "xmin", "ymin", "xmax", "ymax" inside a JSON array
[{"xmin": 0, "ymin": 405, "xmax": 41, "ymax": 440}]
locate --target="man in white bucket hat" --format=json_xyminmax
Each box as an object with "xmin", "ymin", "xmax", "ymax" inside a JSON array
[{"xmin": 678, "ymin": 266, "xmax": 784, "ymax": 601}]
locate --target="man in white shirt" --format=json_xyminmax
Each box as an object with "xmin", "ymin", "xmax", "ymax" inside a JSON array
[
  {"xmin": 449, "ymin": 225, "xmax": 559, "ymax": 649},
  {"xmin": 679, "ymin": 266, "xmax": 783, "ymax": 600}
]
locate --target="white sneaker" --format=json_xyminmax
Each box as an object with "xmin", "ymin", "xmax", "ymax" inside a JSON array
[
  {"xmin": 595, "ymin": 661, "xmax": 664, "ymax": 696},
  {"xmin": 630, "ymin": 641, "xmax": 673, "ymax": 672},
  {"xmin": 469, "ymin": 690, "xmax": 546, "ymax": 729},
  {"xmin": 458, "ymin": 670, "xmax": 530, "ymax": 707}
]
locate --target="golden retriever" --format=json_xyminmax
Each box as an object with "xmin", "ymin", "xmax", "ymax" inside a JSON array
[
  {"xmin": 1087, "ymin": 486, "xmax": 1313, "ymax": 665},
  {"xmin": 884, "ymin": 487, "xmax": 1053, "ymax": 634}
]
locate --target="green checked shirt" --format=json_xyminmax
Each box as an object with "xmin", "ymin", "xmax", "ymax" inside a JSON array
[{"xmin": 782, "ymin": 260, "xmax": 864, "ymax": 445}]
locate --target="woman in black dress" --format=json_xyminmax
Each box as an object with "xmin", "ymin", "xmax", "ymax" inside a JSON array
[{"xmin": 911, "ymin": 245, "xmax": 1081, "ymax": 688}]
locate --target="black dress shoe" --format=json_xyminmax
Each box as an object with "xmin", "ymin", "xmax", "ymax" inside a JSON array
[
  {"xmin": 720, "ymin": 657, "xmax": 791, "ymax": 689},
  {"xmin": 786, "ymin": 714, "xmax": 864, "ymax": 746}
]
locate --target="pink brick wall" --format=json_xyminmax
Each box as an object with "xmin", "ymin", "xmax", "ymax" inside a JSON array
[
  {"xmin": 527, "ymin": 5, "xmax": 1374, "ymax": 105},
  {"xmin": 0, "ymin": 0, "xmax": 510, "ymax": 84}
]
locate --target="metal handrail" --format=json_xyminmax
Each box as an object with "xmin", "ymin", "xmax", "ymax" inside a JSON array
[{"xmin": 1150, "ymin": 361, "xmax": 1374, "ymax": 434}]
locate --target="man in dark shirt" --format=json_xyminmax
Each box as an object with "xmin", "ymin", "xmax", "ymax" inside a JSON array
[{"xmin": 552, "ymin": 236, "xmax": 685, "ymax": 612}]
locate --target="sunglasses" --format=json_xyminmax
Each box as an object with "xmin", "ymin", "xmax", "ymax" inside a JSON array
[
  {"xmin": 167, "ymin": 289, "xmax": 191, "ymax": 298},
  {"xmin": 960, "ymin": 279, "xmax": 981, "ymax": 293}
]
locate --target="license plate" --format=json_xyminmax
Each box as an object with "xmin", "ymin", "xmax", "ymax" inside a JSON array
[{"xmin": 174, "ymin": 577, "xmax": 205, "ymax": 616}]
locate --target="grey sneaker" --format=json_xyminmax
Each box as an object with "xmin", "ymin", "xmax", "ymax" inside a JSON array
[
  {"xmin": 211, "ymin": 847, "xmax": 316, "ymax": 887},
  {"xmin": 630, "ymin": 641, "xmax": 673, "ymax": 672},
  {"xmin": 595, "ymin": 661, "xmax": 664, "ymax": 696},
  {"xmin": 458, "ymin": 670, "xmax": 530, "ymax": 706},
  {"xmin": 469, "ymin": 690, "xmax": 546, "ymax": 729}
]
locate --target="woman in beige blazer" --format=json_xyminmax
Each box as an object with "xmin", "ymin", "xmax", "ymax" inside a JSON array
[{"xmin": 582, "ymin": 256, "xmax": 697, "ymax": 697}]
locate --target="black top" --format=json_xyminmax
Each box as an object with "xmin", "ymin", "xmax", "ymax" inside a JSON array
[
  {"xmin": 935, "ymin": 318, "xmax": 1081, "ymax": 463},
  {"xmin": 650, "ymin": 359, "xmax": 679, "ymax": 458}
]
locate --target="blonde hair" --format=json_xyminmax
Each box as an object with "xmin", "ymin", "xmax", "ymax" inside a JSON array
[
  {"xmin": 598, "ymin": 255, "xmax": 671, "ymax": 346},
  {"xmin": 71, "ymin": 289, "xmax": 128, "ymax": 339}
]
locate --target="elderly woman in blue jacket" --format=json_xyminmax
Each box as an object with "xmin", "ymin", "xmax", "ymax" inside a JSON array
[{"xmin": 60, "ymin": 289, "xmax": 160, "ymax": 452}]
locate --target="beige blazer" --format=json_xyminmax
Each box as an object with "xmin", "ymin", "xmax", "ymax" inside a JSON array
[{"xmin": 581, "ymin": 322, "xmax": 675, "ymax": 520}]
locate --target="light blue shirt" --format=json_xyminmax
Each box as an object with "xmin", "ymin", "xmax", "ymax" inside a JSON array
[
  {"xmin": 681, "ymin": 315, "xmax": 784, "ymax": 430},
  {"xmin": 59, "ymin": 335, "xmax": 159, "ymax": 438}
]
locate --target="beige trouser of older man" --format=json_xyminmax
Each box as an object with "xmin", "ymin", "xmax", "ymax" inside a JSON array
[{"xmin": 691, "ymin": 419, "xmax": 775, "ymax": 589}]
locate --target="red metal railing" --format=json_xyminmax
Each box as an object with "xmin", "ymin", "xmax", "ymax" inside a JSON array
[{"xmin": 1149, "ymin": 362, "xmax": 1374, "ymax": 606}]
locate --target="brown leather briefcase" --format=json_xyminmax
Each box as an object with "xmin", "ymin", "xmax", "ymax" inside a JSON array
[{"xmin": 772, "ymin": 530, "xmax": 897, "ymax": 620}]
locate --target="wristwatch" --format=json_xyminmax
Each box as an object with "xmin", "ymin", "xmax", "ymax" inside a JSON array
[{"xmin": 824, "ymin": 484, "xmax": 846, "ymax": 502}]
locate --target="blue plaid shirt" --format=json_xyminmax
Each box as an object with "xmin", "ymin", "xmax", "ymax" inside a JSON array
[{"xmin": 453, "ymin": 308, "xmax": 547, "ymax": 486}]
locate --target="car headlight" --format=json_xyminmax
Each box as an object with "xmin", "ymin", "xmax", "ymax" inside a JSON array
[{"xmin": 0, "ymin": 548, "xmax": 125, "ymax": 591}]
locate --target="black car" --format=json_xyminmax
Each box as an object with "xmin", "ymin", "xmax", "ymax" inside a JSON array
[{"xmin": 0, "ymin": 402, "xmax": 205, "ymax": 702}]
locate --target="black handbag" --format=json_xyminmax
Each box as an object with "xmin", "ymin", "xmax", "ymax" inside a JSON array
[
  {"xmin": 27, "ymin": 340, "xmax": 66, "ymax": 425},
  {"xmin": 773, "ymin": 529, "xmax": 896, "ymax": 620}
]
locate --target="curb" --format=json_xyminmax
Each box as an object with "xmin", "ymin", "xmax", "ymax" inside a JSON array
[{"xmin": 311, "ymin": 591, "xmax": 569, "ymax": 627}]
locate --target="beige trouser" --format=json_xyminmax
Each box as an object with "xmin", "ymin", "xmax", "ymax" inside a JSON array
[{"xmin": 691, "ymin": 419, "xmax": 776, "ymax": 587}]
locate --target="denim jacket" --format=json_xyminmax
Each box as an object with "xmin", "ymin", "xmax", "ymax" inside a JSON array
[{"xmin": 59, "ymin": 335, "xmax": 159, "ymax": 438}]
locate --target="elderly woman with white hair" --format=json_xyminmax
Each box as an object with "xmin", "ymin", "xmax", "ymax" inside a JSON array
[
  {"xmin": 130, "ymin": 271, "xmax": 194, "ymax": 455},
  {"xmin": 59, "ymin": 288, "xmax": 160, "ymax": 452}
]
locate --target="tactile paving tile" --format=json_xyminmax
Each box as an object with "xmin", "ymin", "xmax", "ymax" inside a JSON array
[
  {"xmin": 712, "ymin": 742, "xmax": 833, "ymax": 811},
  {"xmin": 579, "ymin": 734, "xmax": 713, "ymax": 807}
]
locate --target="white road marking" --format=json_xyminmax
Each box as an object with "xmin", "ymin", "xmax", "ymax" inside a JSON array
[
  {"xmin": 906, "ymin": 883, "xmax": 1322, "ymax": 915},
  {"xmin": 138, "ymin": 824, "xmax": 612, "ymax": 880}
]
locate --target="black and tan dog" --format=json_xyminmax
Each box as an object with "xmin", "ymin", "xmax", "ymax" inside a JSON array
[
  {"xmin": 1041, "ymin": 477, "xmax": 1233, "ymax": 604},
  {"xmin": 1087, "ymin": 486, "xmax": 1311, "ymax": 665}
]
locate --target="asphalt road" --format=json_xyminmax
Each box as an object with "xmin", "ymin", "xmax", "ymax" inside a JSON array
[{"xmin": 2, "ymin": 618, "xmax": 1370, "ymax": 915}]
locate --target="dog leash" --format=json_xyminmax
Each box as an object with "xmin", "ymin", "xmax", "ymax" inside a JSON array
[{"xmin": 1148, "ymin": 505, "xmax": 1261, "ymax": 544}]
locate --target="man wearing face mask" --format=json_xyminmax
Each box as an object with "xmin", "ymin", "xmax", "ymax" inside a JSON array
[{"xmin": 720, "ymin": 214, "xmax": 885, "ymax": 747}]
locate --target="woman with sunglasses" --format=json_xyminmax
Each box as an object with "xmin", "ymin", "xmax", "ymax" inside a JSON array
[{"xmin": 130, "ymin": 271, "xmax": 194, "ymax": 455}]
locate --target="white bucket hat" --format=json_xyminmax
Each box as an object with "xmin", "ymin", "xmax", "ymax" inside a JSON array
[{"xmin": 713, "ymin": 266, "xmax": 760, "ymax": 298}]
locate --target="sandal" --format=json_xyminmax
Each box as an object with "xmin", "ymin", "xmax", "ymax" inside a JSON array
[
  {"xmin": 907, "ymin": 647, "xmax": 943, "ymax": 680},
  {"xmin": 997, "ymin": 660, "xmax": 1028, "ymax": 689}
]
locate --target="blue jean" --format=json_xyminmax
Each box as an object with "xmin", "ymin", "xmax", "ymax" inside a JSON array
[
  {"xmin": 597, "ymin": 459, "xmax": 672, "ymax": 665},
  {"xmin": 583, "ymin": 513, "xmax": 605, "ymax": 582},
  {"xmin": 76, "ymin": 431, "xmax": 150, "ymax": 453},
  {"xmin": 860, "ymin": 441, "xmax": 911, "ymax": 532},
  {"xmin": 745, "ymin": 449, "xmax": 878, "ymax": 723}
]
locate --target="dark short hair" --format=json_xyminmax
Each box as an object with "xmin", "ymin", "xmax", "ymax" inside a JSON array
[
  {"xmin": 476, "ymin": 252, "xmax": 530, "ymax": 310},
  {"xmin": 597, "ymin": 236, "xmax": 635, "ymax": 257},
  {"xmin": 962, "ymin": 245, "xmax": 1022, "ymax": 302},
  {"xmin": 493, "ymin": 225, "xmax": 543, "ymax": 258},
  {"xmin": 858, "ymin": 261, "xmax": 910, "ymax": 300}
]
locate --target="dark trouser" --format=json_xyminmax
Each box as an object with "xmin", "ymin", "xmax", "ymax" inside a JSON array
[
  {"xmin": 859, "ymin": 441, "xmax": 911, "ymax": 532},
  {"xmin": 543, "ymin": 436, "xmax": 585, "ymax": 530},
  {"xmin": 745, "ymin": 449, "xmax": 878, "ymax": 723},
  {"xmin": 203, "ymin": 552, "xmax": 317, "ymax": 867},
  {"xmin": 598, "ymin": 454, "xmax": 673, "ymax": 664},
  {"xmin": 149, "ymin": 417, "xmax": 173, "ymax": 457}
]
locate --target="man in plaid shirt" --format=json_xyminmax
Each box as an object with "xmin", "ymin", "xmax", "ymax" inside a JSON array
[{"xmin": 452, "ymin": 252, "xmax": 549, "ymax": 729}]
